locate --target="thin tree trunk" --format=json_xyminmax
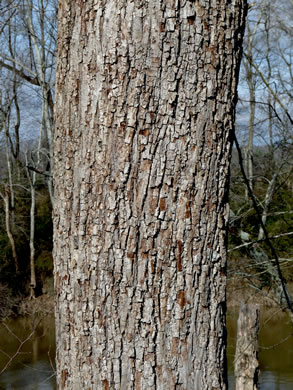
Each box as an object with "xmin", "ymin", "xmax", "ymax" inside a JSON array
[
  {"xmin": 53, "ymin": 1, "xmax": 247, "ymax": 389},
  {"xmin": 1, "ymin": 188, "xmax": 19, "ymax": 273},
  {"xmin": 258, "ymin": 173, "xmax": 277, "ymax": 241},
  {"xmin": 29, "ymin": 183, "xmax": 36, "ymax": 299},
  {"xmin": 25, "ymin": 98, "xmax": 46, "ymax": 299},
  {"xmin": 2, "ymin": 116, "xmax": 18, "ymax": 272},
  {"xmin": 235, "ymin": 303, "xmax": 260, "ymax": 390},
  {"xmin": 25, "ymin": 0, "xmax": 54, "ymax": 205},
  {"xmin": 5, "ymin": 124, "xmax": 15, "ymax": 217},
  {"xmin": 244, "ymin": 39, "xmax": 256, "ymax": 198},
  {"xmin": 26, "ymin": 162, "xmax": 37, "ymax": 300},
  {"xmin": 247, "ymin": 78, "xmax": 255, "ymax": 194},
  {"xmin": 242, "ymin": 11, "xmax": 263, "ymax": 200}
]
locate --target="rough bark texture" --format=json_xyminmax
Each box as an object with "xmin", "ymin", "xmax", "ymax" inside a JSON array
[
  {"xmin": 53, "ymin": 1, "xmax": 247, "ymax": 389},
  {"xmin": 235, "ymin": 303, "xmax": 260, "ymax": 390}
]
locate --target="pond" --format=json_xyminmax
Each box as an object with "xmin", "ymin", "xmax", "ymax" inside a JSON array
[
  {"xmin": 0, "ymin": 308, "xmax": 292, "ymax": 389},
  {"xmin": 227, "ymin": 307, "xmax": 293, "ymax": 390},
  {"xmin": 0, "ymin": 316, "xmax": 56, "ymax": 390}
]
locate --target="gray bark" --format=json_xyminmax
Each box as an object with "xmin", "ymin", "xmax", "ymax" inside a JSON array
[
  {"xmin": 53, "ymin": 1, "xmax": 247, "ymax": 389},
  {"xmin": 0, "ymin": 114, "xmax": 18, "ymax": 273},
  {"xmin": 242, "ymin": 9, "xmax": 264, "ymax": 199},
  {"xmin": 25, "ymin": 152, "xmax": 37, "ymax": 300},
  {"xmin": 1, "ymin": 188, "xmax": 18, "ymax": 273},
  {"xmin": 243, "ymin": 22, "xmax": 257, "ymax": 198},
  {"xmin": 235, "ymin": 303, "xmax": 260, "ymax": 390}
]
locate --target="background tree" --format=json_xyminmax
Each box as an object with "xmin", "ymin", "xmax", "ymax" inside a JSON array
[
  {"xmin": 0, "ymin": 0, "xmax": 56, "ymax": 296},
  {"xmin": 229, "ymin": 0, "xmax": 293, "ymax": 312},
  {"xmin": 53, "ymin": 1, "xmax": 247, "ymax": 388}
]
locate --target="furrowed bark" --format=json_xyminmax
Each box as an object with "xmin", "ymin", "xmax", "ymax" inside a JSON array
[{"xmin": 53, "ymin": 1, "xmax": 247, "ymax": 389}]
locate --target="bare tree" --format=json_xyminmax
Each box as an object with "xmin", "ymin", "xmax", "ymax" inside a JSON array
[
  {"xmin": 0, "ymin": 0, "xmax": 57, "ymax": 204},
  {"xmin": 0, "ymin": 0, "xmax": 57, "ymax": 294},
  {"xmin": 229, "ymin": 0, "xmax": 293, "ymax": 312},
  {"xmin": 0, "ymin": 82, "xmax": 20, "ymax": 273}
]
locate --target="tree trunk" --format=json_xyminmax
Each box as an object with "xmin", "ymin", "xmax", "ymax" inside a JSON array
[
  {"xmin": 257, "ymin": 172, "xmax": 277, "ymax": 241},
  {"xmin": 25, "ymin": 0, "xmax": 55, "ymax": 205},
  {"xmin": 2, "ymin": 115, "xmax": 19, "ymax": 273},
  {"xmin": 2, "ymin": 188, "xmax": 19, "ymax": 273},
  {"xmin": 53, "ymin": 1, "xmax": 247, "ymax": 389},
  {"xmin": 29, "ymin": 182, "xmax": 37, "ymax": 299},
  {"xmin": 25, "ymin": 157, "xmax": 37, "ymax": 300},
  {"xmin": 235, "ymin": 303, "xmax": 260, "ymax": 390},
  {"xmin": 243, "ymin": 23, "xmax": 256, "ymax": 199}
]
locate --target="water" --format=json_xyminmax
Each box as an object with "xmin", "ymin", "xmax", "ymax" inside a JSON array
[
  {"xmin": 227, "ymin": 307, "xmax": 293, "ymax": 390},
  {"xmin": 0, "ymin": 309, "xmax": 292, "ymax": 389},
  {"xmin": 0, "ymin": 316, "xmax": 56, "ymax": 390}
]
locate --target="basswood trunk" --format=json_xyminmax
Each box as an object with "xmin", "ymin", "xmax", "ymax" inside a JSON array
[{"xmin": 53, "ymin": 1, "xmax": 247, "ymax": 389}]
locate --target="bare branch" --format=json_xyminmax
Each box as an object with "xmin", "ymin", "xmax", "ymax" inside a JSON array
[
  {"xmin": 229, "ymin": 231, "xmax": 293, "ymax": 252},
  {"xmin": 234, "ymin": 134, "xmax": 293, "ymax": 315}
]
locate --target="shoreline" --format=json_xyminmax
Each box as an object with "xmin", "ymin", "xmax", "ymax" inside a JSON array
[{"xmin": 2, "ymin": 279, "xmax": 292, "ymax": 321}]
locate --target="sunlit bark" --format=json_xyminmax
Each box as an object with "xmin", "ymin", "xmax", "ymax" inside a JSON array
[{"xmin": 54, "ymin": 1, "xmax": 247, "ymax": 389}]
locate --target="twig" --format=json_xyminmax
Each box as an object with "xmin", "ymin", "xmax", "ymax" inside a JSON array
[
  {"xmin": 26, "ymin": 165, "xmax": 52, "ymax": 177},
  {"xmin": 259, "ymin": 333, "xmax": 293, "ymax": 350},
  {"xmin": 0, "ymin": 318, "xmax": 42, "ymax": 375},
  {"xmin": 234, "ymin": 135, "xmax": 293, "ymax": 316},
  {"xmin": 229, "ymin": 231, "xmax": 293, "ymax": 252}
]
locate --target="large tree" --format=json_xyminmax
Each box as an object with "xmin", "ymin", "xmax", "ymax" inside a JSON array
[{"xmin": 53, "ymin": 1, "xmax": 247, "ymax": 389}]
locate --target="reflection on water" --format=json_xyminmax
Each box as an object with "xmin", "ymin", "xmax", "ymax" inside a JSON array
[
  {"xmin": 0, "ymin": 316, "xmax": 56, "ymax": 390},
  {"xmin": 1, "ymin": 361, "xmax": 55, "ymax": 390},
  {"xmin": 0, "ymin": 309, "xmax": 292, "ymax": 389},
  {"xmin": 260, "ymin": 372, "xmax": 293, "ymax": 390},
  {"xmin": 227, "ymin": 307, "xmax": 293, "ymax": 390}
]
